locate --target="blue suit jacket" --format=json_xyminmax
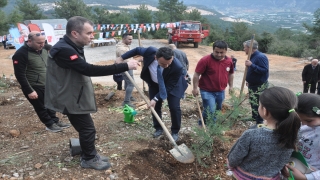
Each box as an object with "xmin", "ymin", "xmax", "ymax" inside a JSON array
[{"xmin": 121, "ymin": 47, "xmax": 187, "ymax": 100}]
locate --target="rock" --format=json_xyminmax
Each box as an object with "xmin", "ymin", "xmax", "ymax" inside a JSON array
[
  {"xmin": 25, "ymin": 167, "xmax": 32, "ymax": 171},
  {"xmin": 64, "ymin": 157, "xmax": 73, "ymax": 162},
  {"xmin": 20, "ymin": 146, "xmax": 29, "ymax": 149},
  {"xmin": 34, "ymin": 172, "xmax": 44, "ymax": 179},
  {"xmin": 12, "ymin": 173, "xmax": 19, "ymax": 177},
  {"xmin": 105, "ymin": 169, "xmax": 112, "ymax": 175},
  {"xmin": 62, "ymin": 168, "xmax": 68, "ymax": 171},
  {"xmin": 9, "ymin": 129, "xmax": 20, "ymax": 138},
  {"xmin": 29, "ymin": 172, "xmax": 35, "ymax": 176},
  {"xmin": 34, "ymin": 163, "xmax": 42, "ymax": 169}
]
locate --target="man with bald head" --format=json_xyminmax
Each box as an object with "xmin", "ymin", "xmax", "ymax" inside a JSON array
[
  {"xmin": 302, "ymin": 58, "xmax": 320, "ymax": 93},
  {"xmin": 12, "ymin": 31, "xmax": 71, "ymax": 133}
]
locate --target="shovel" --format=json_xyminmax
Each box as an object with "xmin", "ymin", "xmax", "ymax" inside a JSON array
[
  {"xmin": 124, "ymin": 71, "xmax": 195, "ymax": 163},
  {"xmin": 196, "ymin": 96, "xmax": 207, "ymax": 132}
]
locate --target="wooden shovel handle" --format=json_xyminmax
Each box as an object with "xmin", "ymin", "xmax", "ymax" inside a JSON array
[
  {"xmin": 123, "ymin": 71, "xmax": 179, "ymax": 147},
  {"xmin": 196, "ymin": 97, "xmax": 206, "ymax": 131},
  {"xmin": 240, "ymin": 34, "xmax": 255, "ymax": 95}
]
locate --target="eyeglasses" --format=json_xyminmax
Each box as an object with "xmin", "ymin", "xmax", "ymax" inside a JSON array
[{"xmin": 28, "ymin": 32, "xmax": 45, "ymax": 39}]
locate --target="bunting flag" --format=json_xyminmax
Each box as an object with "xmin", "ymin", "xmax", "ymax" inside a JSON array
[
  {"xmin": 105, "ymin": 32, "xmax": 110, "ymax": 37},
  {"xmin": 97, "ymin": 24, "xmax": 101, "ymax": 31},
  {"xmin": 99, "ymin": 32, "xmax": 103, "ymax": 39},
  {"xmin": 111, "ymin": 31, "xmax": 115, "ymax": 37}
]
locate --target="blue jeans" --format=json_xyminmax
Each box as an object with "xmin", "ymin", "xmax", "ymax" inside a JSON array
[{"xmin": 200, "ymin": 89, "xmax": 225, "ymax": 124}]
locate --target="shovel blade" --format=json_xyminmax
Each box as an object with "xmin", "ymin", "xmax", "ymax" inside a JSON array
[{"xmin": 169, "ymin": 143, "xmax": 195, "ymax": 163}]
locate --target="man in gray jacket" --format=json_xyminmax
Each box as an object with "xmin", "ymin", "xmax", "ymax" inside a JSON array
[{"xmin": 45, "ymin": 16, "xmax": 140, "ymax": 170}]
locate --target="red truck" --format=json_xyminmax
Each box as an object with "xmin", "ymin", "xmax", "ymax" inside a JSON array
[{"xmin": 168, "ymin": 20, "xmax": 210, "ymax": 48}]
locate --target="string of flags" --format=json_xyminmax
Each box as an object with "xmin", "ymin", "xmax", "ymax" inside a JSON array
[{"xmin": 94, "ymin": 22, "xmax": 181, "ymax": 37}]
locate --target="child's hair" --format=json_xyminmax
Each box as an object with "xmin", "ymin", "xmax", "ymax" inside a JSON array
[
  {"xmin": 259, "ymin": 86, "xmax": 301, "ymax": 149},
  {"xmin": 296, "ymin": 93, "xmax": 320, "ymax": 117}
]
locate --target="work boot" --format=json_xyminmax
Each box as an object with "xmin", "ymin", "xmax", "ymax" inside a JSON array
[
  {"xmin": 171, "ymin": 133, "xmax": 179, "ymax": 142},
  {"xmin": 80, "ymin": 155, "xmax": 111, "ymax": 170},
  {"xmin": 121, "ymin": 101, "xmax": 135, "ymax": 108},
  {"xmin": 130, "ymin": 96, "xmax": 136, "ymax": 101},
  {"xmin": 55, "ymin": 121, "xmax": 71, "ymax": 129},
  {"xmin": 45, "ymin": 123, "xmax": 63, "ymax": 133},
  {"xmin": 153, "ymin": 129, "xmax": 163, "ymax": 138},
  {"xmin": 80, "ymin": 154, "xmax": 109, "ymax": 162}
]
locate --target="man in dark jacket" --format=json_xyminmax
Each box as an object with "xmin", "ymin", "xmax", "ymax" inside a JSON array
[
  {"xmin": 115, "ymin": 46, "xmax": 188, "ymax": 142},
  {"xmin": 45, "ymin": 16, "xmax": 140, "ymax": 170},
  {"xmin": 302, "ymin": 59, "xmax": 320, "ymax": 93},
  {"xmin": 12, "ymin": 31, "xmax": 70, "ymax": 133},
  {"xmin": 244, "ymin": 39, "xmax": 269, "ymax": 127}
]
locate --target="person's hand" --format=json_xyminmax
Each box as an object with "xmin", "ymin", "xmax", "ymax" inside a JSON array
[
  {"xmin": 185, "ymin": 74, "xmax": 191, "ymax": 85},
  {"xmin": 245, "ymin": 60, "xmax": 252, "ymax": 67},
  {"xmin": 285, "ymin": 164, "xmax": 307, "ymax": 180},
  {"xmin": 192, "ymin": 89, "xmax": 199, "ymax": 97},
  {"xmin": 115, "ymin": 57, "xmax": 124, "ymax": 64},
  {"xmin": 127, "ymin": 60, "xmax": 140, "ymax": 70},
  {"xmin": 229, "ymin": 87, "xmax": 234, "ymax": 95},
  {"xmin": 28, "ymin": 91, "xmax": 38, "ymax": 99},
  {"xmin": 281, "ymin": 165, "xmax": 290, "ymax": 178},
  {"xmin": 148, "ymin": 99, "xmax": 157, "ymax": 108}
]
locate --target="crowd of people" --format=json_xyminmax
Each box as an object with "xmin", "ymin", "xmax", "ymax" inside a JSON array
[{"xmin": 9, "ymin": 15, "xmax": 320, "ymax": 179}]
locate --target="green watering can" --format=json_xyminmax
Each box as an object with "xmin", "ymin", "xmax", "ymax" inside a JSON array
[{"xmin": 123, "ymin": 104, "xmax": 137, "ymax": 123}]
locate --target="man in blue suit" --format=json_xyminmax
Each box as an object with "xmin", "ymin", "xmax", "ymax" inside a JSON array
[{"xmin": 116, "ymin": 46, "xmax": 188, "ymax": 141}]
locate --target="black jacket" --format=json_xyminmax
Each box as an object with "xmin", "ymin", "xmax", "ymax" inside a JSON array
[
  {"xmin": 302, "ymin": 64, "xmax": 320, "ymax": 84},
  {"xmin": 45, "ymin": 35, "xmax": 128, "ymax": 114}
]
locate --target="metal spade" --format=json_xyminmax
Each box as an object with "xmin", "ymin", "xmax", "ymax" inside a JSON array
[{"xmin": 124, "ymin": 71, "xmax": 195, "ymax": 163}]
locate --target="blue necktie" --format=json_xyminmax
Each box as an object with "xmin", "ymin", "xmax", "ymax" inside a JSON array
[{"xmin": 157, "ymin": 65, "xmax": 167, "ymax": 100}]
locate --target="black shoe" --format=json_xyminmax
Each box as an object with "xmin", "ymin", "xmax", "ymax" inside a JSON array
[
  {"xmin": 80, "ymin": 154, "xmax": 109, "ymax": 162},
  {"xmin": 80, "ymin": 155, "xmax": 111, "ymax": 170},
  {"xmin": 55, "ymin": 122, "xmax": 71, "ymax": 129},
  {"xmin": 172, "ymin": 133, "xmax": 179, "ymax": 142},
  {"xmin": 153, "ymin": 129, "xmax": 163, "ymax": 138},
  {"xmin": 45, "ymin": 123, "xmax": 63, "ymax": 133}
]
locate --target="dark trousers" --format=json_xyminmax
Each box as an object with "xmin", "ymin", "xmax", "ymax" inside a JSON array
[
  {"xmin": 148, "ymin": 82, "xmax": 181, "ymax": 134},
  {"xmin": 25, "ymin": 86, "xmax": 58, "ymax": 127},
  {"xmin": 248, "ymin": 83, "xmax": 268, "ymax": 124},
  {"xmin": 116, "ymin": 81, "xmax": 122, "ymax": 90},
  {"xmin": 2, "ymin": 41, "xmax": 6, "ymax": 49},
  {"xmin": 304, "ymin": 82, "xmax": 317, "ymax": 93},
  {"xmin": 67, "ymin": 114, "xmax": 97, "ymax": 160}
]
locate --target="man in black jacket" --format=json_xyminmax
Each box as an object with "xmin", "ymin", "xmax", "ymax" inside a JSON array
[
  {"xmin": 45, "ymin": 16, "xmax": 140, "ymax": 170},
  {"xmin": 12, "ymin": 31, "xmax": 70, "ymax": 133},
  {"xmin": 302, "ymin": 59, "xmax": 320, "ymax": 93}
]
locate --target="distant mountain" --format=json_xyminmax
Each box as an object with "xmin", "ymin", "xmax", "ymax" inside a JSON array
[
  {"xmin": 183, "ymin": 0, "xmax": 320, "ymax": 13},
  {"xmin": 3, "ymin": 0, "xmax": 319, "ymax": 14}
]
